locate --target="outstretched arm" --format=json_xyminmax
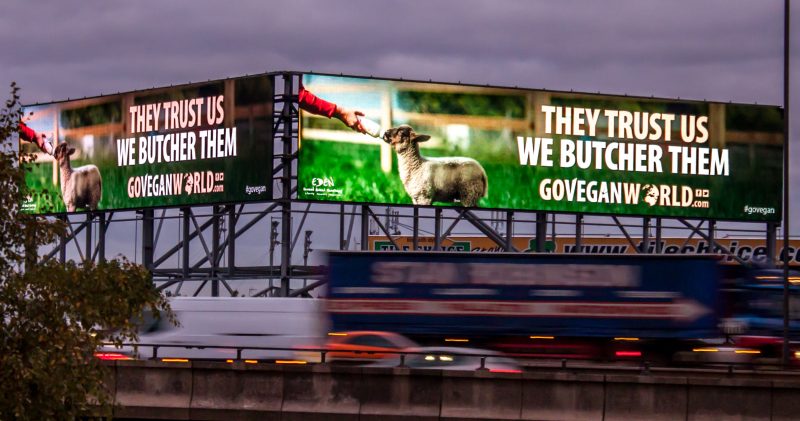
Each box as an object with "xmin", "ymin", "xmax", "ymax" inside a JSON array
[
  {"xmin": 19, "ymin": 121, "xmax": 54, "ymax": 155},
  {"xmin": 298, "ymin": 84, "xmax": 365, "ymax": 133}
]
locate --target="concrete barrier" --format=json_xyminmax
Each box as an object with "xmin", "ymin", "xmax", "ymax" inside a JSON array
[
  {"xmin": 771, "ymin": 379, "xmax": 800, "ymax": 421},
  {"xmin": 280, "ymin": 364, "xmax": 363, "ymax": 421},
  {"xmin": 106, "ymin": 361, "xmax": 800, "ymax": 420},
  {"xmin": 113, "ymin": 360, "xmax": 193, "ymax": 420},
  {"xmin": 604, "ymin": 374, "xmax": 688, "ymax": 421},
  {"xmin": 521, "ymin": 372, "xmax": 604, "ymax": 421},
  {"xmin": 359, "ymin": 367, "xmax": 442, "ymax": 421},
  {"xmin": 687, "ymin": 377, "xmax": 772, "ymax": 421},
  {"xmin": 440, "ymin": 370, "xmax": 523, "ymax": 420},
  {"xmin": 189, "ymin": 361, "xmax": 284, "ymax": 420}
]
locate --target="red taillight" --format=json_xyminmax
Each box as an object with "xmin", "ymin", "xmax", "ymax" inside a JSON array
[
  {"xmin": 94, "ymin": 352, "xmax": 133, "ymax": 361},
  {"xmin": 489, "ymin": 369, "xmax": 522, "ymax": 374},
  {"xmin": 615, "ymin": 351, "xmax": 642, "ymax": 357}
]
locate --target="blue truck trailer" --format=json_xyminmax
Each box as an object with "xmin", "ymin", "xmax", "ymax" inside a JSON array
[{"xmin": 325, "ymin": 252, "xmax": 721, "ymax": 347}]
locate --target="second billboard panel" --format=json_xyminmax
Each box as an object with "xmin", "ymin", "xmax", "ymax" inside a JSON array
[{"xmin": 21, "ymin": 75, "xmax": 273, "ymax": 214}]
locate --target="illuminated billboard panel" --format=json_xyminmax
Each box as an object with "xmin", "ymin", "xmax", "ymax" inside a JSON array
[
  {"xmin": 297, "ymin": 74, "xmax": 782, "ymax": 221},
  {"xmin": 21, "ymin": 75, "xmax": 273, "ymax": 214}
]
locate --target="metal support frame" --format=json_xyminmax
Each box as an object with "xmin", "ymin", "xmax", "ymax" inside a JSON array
[
  {"xmin": 463, "ymin": 210, "xmax": 519, "ymax": 252},
  {"xmin": 611, "ymin": 216, "xmax": 639, "ymax": 253},
  {"xmin": 360, "ymin": 205, "xmax": 369, "ymax": 251},
  {"xmin": 536, "ymin": 212, "xmax": 547, "ymax": 252},
  {"xmin": 413, "ymin": 207, "xmax": 419, "ymax": 251},
  {"xmin": 708, "ymin": 220, "xmax": 716, "ymax": 254},
  {"xmin": 782, "ymin": 0, "xmax": 791, "ymax": 365},
  {"xmin": 505, "ymin": 211, "xmax": 514, "ymax": 252},
  {"xmin": 211, "ymin": 205, "xmax": 221, "ymax": 297},
  {"xmin": 365, "ymin": 207, "xmax": 401, "ymax": 250},
  {"xmin": 85, "ymin": 213, "xmax": 93, "ymax": 262},
  {"xmin": 433, "ymin": 208, "xmax": 442, "ymax": 251},
  {"xmin": 279, "ymin": 73, "xmax": 295, "ymax": 297},
  {"xmin": 97, "ymin": 212, "xmax": 106, "ymax": 262},
  {"xmin": 141, "ymin": 209, "xmax": 154, "ymax": 271},
  {"xmin": 768, "ymin": 222, "xmax": 777, "ymax": 265},
  {"xmin": 655, "ymin": 218, "xmax": 663, "ymax": 254},
  {"xmin": 677, "ymin": 219, "xmax": 749, "ymax": 266}
]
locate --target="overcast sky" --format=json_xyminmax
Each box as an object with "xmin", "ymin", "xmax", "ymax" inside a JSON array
[
  {"xmin": 2, "ymin": 0, "xmax": 796, "ymax": 105},
  {"xmin": 2, "ymin": 0, "xmax": 799, "ymax": 279}
]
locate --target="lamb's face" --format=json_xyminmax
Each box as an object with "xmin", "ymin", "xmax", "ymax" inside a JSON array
[
  {"xmin": 53, "ymin": 143, "xmax": 68, "ymax": 160},
  {"xmin": 52, "ymin": 143, "xmax": 75, "ymax": 162},
  {"xmin": 383, "ymin": 125, "xmax": 430, "ymax": 154}
]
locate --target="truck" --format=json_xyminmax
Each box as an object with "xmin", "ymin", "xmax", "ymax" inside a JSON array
[{"xmin": 325, "ymin": 251, "xmax": 735, "ymax": 361}]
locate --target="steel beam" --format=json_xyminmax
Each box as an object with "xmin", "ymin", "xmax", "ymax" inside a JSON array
[
  {"xmin": 279, "ymin": 73, "xmax": 295, "ymax": 297},
  {"xmin": 535, "ymin": 212, "xmax": 547, "ymax": 252}
]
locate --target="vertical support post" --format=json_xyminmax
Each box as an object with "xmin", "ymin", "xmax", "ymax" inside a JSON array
[
  {"xmin": 228, "ymin": 205, "xmax": 235, "ymax": 279},
  {"xmin": 85, "ymin": 213, "xmax": 93, "ymax": 263},
  {"xmin": 141, "ymin": 209, "xmax": 154, "ymax": 271},
  {"xmin": 575, "ymin": 214, "xmax": 583, "ymax": 253},
  {"xmin": 782, "ymin": 0, "xmax": 791, "ymax": 366},
  {"xmin": 339, "ymin": 204, "xmax": 345, "ymax": 250},
  {"xmin": 360, "ymin": 205, "xmax": 369, "ymax": 251},
  {"xmin": 655, "ymin": 218, "xmax": 663, "ymax": 254},
  {"xmin": 212, "ymin": 205, "xmax": 220, "ymax": 297},
  {"xmin": 98, "ymin": 212, "xmax": 106, "ymax": 263},
  {"xmin": 58, "ymin": 215, "xmax": 67, "ymax": 264},
  {"xmin": 641, "ymin": 217, "xmax": 650, "ymax": 253},
  {"xmin": 413, "ymin": 207, "xmax": 419, "ymax": 251},
  {"xmin": 505, "ymin": 211, "xmax": 514, "ymax": 252},
  {"xmin": 708, "ymin": 220, "xmax": 716, "ymax": 254},
  {"xmin": 182, "ymin": 208, "xmax": 190, "ymax": 280},
  {"xmin": 280, "ymin": 73, "xmax": 294, "ymax": 297},
  {"xmin": 434, "ymin": 208, "xmax": 442, "ymax": 251},
  {"xmin": 767, "ymin": 221, "xmax": 778, "ymax": 267},
  {"xmin": 536, "ymin": 212, "xmax": 547, "ymax": 252}
]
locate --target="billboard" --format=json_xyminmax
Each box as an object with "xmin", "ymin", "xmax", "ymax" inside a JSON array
[
  {"xmin": 21, "ymin": 75, "xmax": 273, "ymax": 214},
  {"xmin": 298, "ymin": 74, "xmax": 783, "ymax": 221},
  {"xmin": 368, "ymin": 236, "xmax": 798, "ymax": 266}
]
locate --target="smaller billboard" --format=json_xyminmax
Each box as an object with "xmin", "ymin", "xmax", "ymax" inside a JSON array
[
  {"xmin": 368, "ymin": 236, "xmax": 796, "ymax": 266},
  {"xmin": 21, "ymin": 75, "xmax": 274, "ymax": 214}
]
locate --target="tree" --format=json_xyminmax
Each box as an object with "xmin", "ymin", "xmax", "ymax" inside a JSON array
[{"xmin": 0, "ymin": 82, "xmax": 173, "ymax": 419}]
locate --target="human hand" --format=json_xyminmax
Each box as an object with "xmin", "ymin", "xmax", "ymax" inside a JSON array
[
  {"xmin": 37, "ymin": 132, "xmax": 54, "ymax": 155},
  {"xmin": 334, "ymin": 105, "xmax": 367, "ymax": 133}
]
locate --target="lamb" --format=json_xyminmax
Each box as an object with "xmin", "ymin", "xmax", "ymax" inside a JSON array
[
  {"xmin": 383, "ymin": 125, "xmax": 487, "ymax": 207},
  {"xmin": 53, "ymin": 143, "xmax": 102, "ymax": 212}
]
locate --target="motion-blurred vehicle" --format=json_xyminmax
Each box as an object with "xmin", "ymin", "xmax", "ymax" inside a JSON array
[
  {"xmin": 325, "ymin": 331, "xmax": 418, "ymax": 362},
  {"xmin": 367, "ymin": 347, "xmax": 521, "ymax": 372},
  {"xmin": 97, "ymin": 297, "xmax": 326, "ymax": 362},
  {"xmin": 325, "ymin": 251, "xmax": 723, "ymax": 363}
]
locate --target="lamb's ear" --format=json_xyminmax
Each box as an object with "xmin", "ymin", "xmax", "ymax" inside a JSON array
[
  {"xmin": 68, "ymin": 148, "xmax": 76, "ymax": 156},
  {"xmin": 412, "ymin": 134, "xmax": 431, "ymax": 143}
]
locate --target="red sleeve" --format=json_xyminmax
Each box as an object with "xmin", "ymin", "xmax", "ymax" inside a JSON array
[
  {"xmin": 19, "ymin": 121, "xmax": 37, "ymax": 142},
  {"xmin": 298, "ymin": 84, "xmax": 337, "ymax": 118}
]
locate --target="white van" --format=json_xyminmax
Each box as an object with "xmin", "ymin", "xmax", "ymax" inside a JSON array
[{"xmin": 100, "ymin": 297, "xmax": 327, "ymax": 361}]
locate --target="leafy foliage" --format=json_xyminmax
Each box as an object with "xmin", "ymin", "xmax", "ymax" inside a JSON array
[{"xmin": 0, "ymin": 82, "xmax": 173, "ymax": 420}]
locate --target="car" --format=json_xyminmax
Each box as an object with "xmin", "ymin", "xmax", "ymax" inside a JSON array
[
  {"xmin": 366, "ymin": 346, "xmax": 521, "ymax": 372},
  {"xmin": 325, "ymin": 331, "xmax": 418, "ymax": 362}
]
